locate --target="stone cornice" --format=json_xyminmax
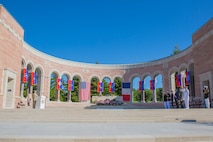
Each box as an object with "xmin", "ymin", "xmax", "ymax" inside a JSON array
[
  {"xmin": 23, "ymin": 41, "xmax": 194, "ymax": 70},
  {"xmin": 23, "ymin": 19, "xmax": 213, "ymax": 70},
  {"xmin": 192, "ymin": 29, "xmax": 213, "ymax": 47},
  {"xmin": 0, "ymin": 17, "xmax": 22, "ymax": 41}
]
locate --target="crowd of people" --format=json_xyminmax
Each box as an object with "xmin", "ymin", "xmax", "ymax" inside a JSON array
[
  {"xmin": 164, "ymin": 86, "xmax": 211, "ymax": 109},
  {"xmin": 164, "ymin": 86, "xmax": 189, "ymax": 109},
  {"xmin": 26, "ymin": 90, "xmax": 38, "ymax": 109}
]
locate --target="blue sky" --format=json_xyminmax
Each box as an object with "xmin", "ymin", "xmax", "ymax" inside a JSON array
[{"xmin": 1, "ymin": 0, "xmax": 213, "ymax": 64}]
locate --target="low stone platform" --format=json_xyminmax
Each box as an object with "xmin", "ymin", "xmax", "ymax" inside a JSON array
[{"xmin": 0, "ymin": 103, "xmax": 213, "ymax": 142}]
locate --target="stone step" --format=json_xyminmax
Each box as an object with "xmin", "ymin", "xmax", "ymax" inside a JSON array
[{"xmin": 0, "ymin": 105, "xmax": 213, "ymax": 142}]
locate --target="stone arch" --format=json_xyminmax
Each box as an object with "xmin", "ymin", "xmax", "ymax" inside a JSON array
[
  {"xmin": 19, "ymin": 58, "xmax": 27, "ymax": 98},
  {"xmin": 34, "ymin": 65, "xmax": 45, "ymax": 75},
  {"xmin": 26, "ymin": 61, "xmax": 34, "ymax": 72},
  {"xmin": 90, "ymin": 76, "xmax": 100, "ymax": 98},
  {"xmin": 142, "ymin": 72, "xmax": 152, "ymax": 80},
  {"xmin": 72, "ymin": 74, "xmax": 83, "ymax": 102},
  {"xmin": 179, "ymin": 63, "xmax": 188, "ymax": 87},
  {"xmin": 34, "ymin": 66, "xmax": 43, "ymax": 96},
  {"xmin": 24, "ymin": 62, "xmax": 34, "ymax": 97},
  {"xmin": 49, "ymin": 69, "xmax": 60, "ymax": 78},
  {"xmin": 89, "ymin": 74, "xmax": 101, "ymax": 82},
  {"xmin": 49, "ymin": 71, "xmax": 60, "ymax": 101},
  {"xmin": 168, "ymin": 66, "xmax": 179, "ymax": 93},
  {"xmin": 153, "ymin": 70, "xmax": 164, "ymax": 78},
  {"xmin": 21, "ymin": 57, "xmax": 27, "ymax": 68},
  {"xmin": 188, "ymin": 61, "xmax": 195, "ymax": 97},
  {"xmin": 100, "ymin": 75, "xmax": 112, "ymax": 82},
  {"xmin": 112, "ymin": 75, "xmax": 123, "ymax": 81},
  {"xmin": 102, "ymin": 76, "xmax": 112, "ymax": 96},
  {"xmin": 188, "ymin": 59, "xmax": 194, "ymax": 67},
  {"xmin": 102, "ymin": 76, "xmax": 111, "ymax": 82},
  {"xmin": 168, "ymin": 66, "xmax": 179, "ymax": 76},
  {"xmin": 143, "ymin": 75, "xmax": 152, "ymax": 103},
  {"xmin": 113, "ymin": 76, "xmax": 122, "ymax": 96},
  {"xmin": 61, "ymin": 71, "xmax": 71, "ymax": 80},
  {"xmin": 72, "ymin": 73, "xmax": 83, "ymax": 82},
  {"xmin": 129, "ymin": 73, "xmax": 141, "ymax": 82},
  {"xmin": 179, "ymin": 63, "xmax": 188, "ymax": 72},
  {"xmin": 127, "ymin": 74, "xmax": 141, "ymax": 103},
  {"xmin": 132, "ymin": 75, "xmax": 141, "ymax": 103},
  {"xmin": 153, "ymin": 72, "xmax": 163, "ymax": 102},
  {"xmin": 60, "ymin": 73, "xmax": 70, "ymax": 102}
]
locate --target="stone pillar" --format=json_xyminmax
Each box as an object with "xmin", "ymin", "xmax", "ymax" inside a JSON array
[
  {"xmin": 20, "ymin": 83, "xmax": 24, "ymax": 98},
  {"xmin": 30, "ymin": 85, "xmax": 33, "ymax": 95},
  {"xmin": 57, "ymin": 90, "xmax": 60, "ymax": 102},
  {"xmin": 141, "ymin": 90, "xmax": 145, "ymax": 103},
  {"xmin": 68, "ymin": 91, "xmax": 71, "ymax": 102},
  {"xmin": 153, "ymin": 89, "xmax": 157, "ymax": 102}
]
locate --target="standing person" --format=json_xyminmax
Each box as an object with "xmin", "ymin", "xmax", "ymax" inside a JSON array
[
  {"xmin": 174, "ymin": 89, "xmax": 180, "ymax": 108},
  {"xmin": 27, "ymin": 93, "xmax": 31, "ymax": 106},
  {"xmin": 166, "ymin": 91, "xmax": 171, "ymax": 109},
  {"xmin": 203, "ymin": 86, "xmax": 210, "ymax": 108},
  {"xmin": 170, "ymin": 91, "xmax": 174, "ymax": 108},
  {"xmin": 32, "ymin": 90, "xmax": 38, "ymax": 109},
  {"xmin": 163, "ymin": 92, "xmax": 168, "ymax": 109},
  {"xmin": 183, "ymin": 86, "xmax": 189, "ymax": 109},
  {"xmin": 179, "ymin": 90, "xmax": 184, "ymax": 108}
]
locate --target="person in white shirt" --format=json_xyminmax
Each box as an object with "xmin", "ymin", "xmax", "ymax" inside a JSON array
[
  {"xmin": 203, "ymin": 86, "xmax": 210, "ymax": 108},
  {"xmin": 32, "ymin": 90, "xmax": 38, "ymax": 109},
  {"xmin": 183, "ymin": 86, "xmax": 189, "ymax": 109}
]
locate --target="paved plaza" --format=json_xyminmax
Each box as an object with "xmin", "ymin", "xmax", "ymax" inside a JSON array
[{"xmin": 0, "ymin": 104, "xmax": 213, "ymax": 142}]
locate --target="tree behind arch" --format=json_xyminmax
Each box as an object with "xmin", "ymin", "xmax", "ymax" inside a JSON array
[{"xmin": 172, "ymin": 45, "xmax": 181, "ymax": 55}]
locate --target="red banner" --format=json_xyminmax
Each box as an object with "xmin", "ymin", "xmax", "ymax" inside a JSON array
[
  {"xmin": 109, "ymin": 82, "xmax": 115, "ymax": 92},
  {"xmin": 22, "ymin": 68, "xmax": 28, "ymax": 83},
  {"xmin": 150, "ymin": 80, "xmax": 155, "ymax": 90},
  {"xmin": 122, "ymin": 95, "xmax": 130, "ymax": 101},
  {"xmin": 68, "ymin": 80, "xmax": 74, "ymax": 91},
  {"xmin": 185, "ymin": 71, "xmax": 190, "ymax": 85},
  {"xmin": 175, "ymin": 74, "xmax": 181, "ymax": 87},
  {"xmin": 56, "ymin": 78, "xmax": 61, "ymax": 90},
  {"xmin": 97, "ymin": 82, "xmax": 103, "ymax": 92},
  {"xmin": 31, "ymin": 72, "xmax": 34, "ymax": 85}
]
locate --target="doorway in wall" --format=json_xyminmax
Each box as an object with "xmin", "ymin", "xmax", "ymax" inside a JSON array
[
  {"xmin": 3, "ymin": 69, "xmax": 16, "ymax": 109},
  {"xmin": 5, "ymin": 77, "xmax": 15, "ymax": 108}
]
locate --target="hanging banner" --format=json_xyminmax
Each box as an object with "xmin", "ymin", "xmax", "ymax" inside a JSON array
[
  {"xmin": 142, "ymin": 81, "xmax": 144, "ymax": 91},
  {"xmin": 31, "ymin": 72, "xmax": 37, "ymax": 86},
  {"xmin": 175, "ymin": 74, "xmax": 181, "ymax": 87},
  {"xmin": 56, "ymin": 78, "xmax": 63, "ymax": 90},
  {"xmin": 34, "ymin": 72, "xmax": 37, "ymax": 85},
  {"xmin": 22, "ymin": 68, "xmax": 28, "ymax": 83},
  {"xmin": 139, "ymin": 81, "xmax": 142, "ymax": 91},
  {"xmin": 122, "ymin": 82, "xmax": 131, "ymax": 101},
  {"xmin": 31, "ymin": 72, "xmax": 35, "ymax": 86},
  {"xmin": 150, "ymin": 80, "xmax": 155, "ymax": 90},
  {"xmin": 97, "ymin": 82, "xmax": 104, "ymax": 92},
  {"xmin": 109, "ymin": 82, "xmax": 115, "ymax": 92},
  {"xmin": 185, "ymin": 71, "xmax": 190, "ymax": 85},
  {"xmin": 68, "ymin": 80, "xmax": 74, "ymax": 91},
  {"xmin": 139, "ymin": 81, "xmax": 144, "ymax": 91}
]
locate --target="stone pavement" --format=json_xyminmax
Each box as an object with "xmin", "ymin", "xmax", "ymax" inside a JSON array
[{"xmin": 0, "ymin": 103, "xmax": 213, "ymax": 142}]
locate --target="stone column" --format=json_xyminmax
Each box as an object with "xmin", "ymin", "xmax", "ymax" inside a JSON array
[
  {"xmin": 68, "ymin": 91, "xmax": 71, "ymax": 102},
  {"xmin": 20, "ymin": 83, "xmax": 24, "ymax": 98},
  {"xmin": 57, "ymin": 90, "xmax": 60, "ymax": 102},
  {"xmin": 141, "ymin": 90, "xmax": 145, "ymax": 103},
  {"xmin": 153, "ymin": 89, "xmax": 157, "ymax": 102},
  {"xmin": 30, "ymin": 85, "xmax": 33, "ymax": 95}
]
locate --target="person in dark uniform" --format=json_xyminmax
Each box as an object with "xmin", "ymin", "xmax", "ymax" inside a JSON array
[
  {"xmin": 163, "ymin": 92, "xmax": 168, "ymax": 109},
  {"xmin": 166, "ymin": 91, "xmax": 171, "ymax": 109},
  {"xmin": 170, "ymin": 91, "xmax": 174, "ymax": 108},
  {"xmin": 174, "ymin": 89, "xmax": 180, "ymax": 108}
]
